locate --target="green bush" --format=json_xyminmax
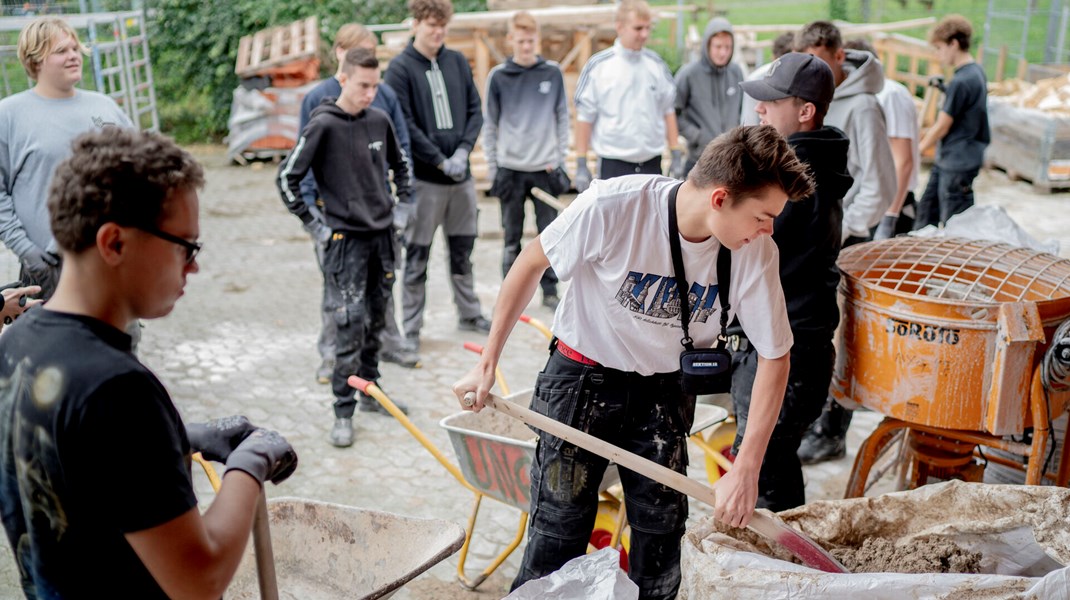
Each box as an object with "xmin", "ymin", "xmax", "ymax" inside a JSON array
[{"xmin": 147, "ymin": 0, "xmax": 486, "ymax": 143}]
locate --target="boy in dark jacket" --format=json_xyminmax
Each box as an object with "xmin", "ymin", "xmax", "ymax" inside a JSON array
[
  {"xmin": 384, "ymin": 0, "xmax": 490, "ymax": 348},
  {"xmin": 674, "ymin": 17, "xmax": 744, "ymax": 178},
  {"xmin": 737, "ymin": 52, "xmax": 854, "ymax": 510},
  {"xmin": 278, "ymin": 48, "xmax": 412, "ymax": 448}
]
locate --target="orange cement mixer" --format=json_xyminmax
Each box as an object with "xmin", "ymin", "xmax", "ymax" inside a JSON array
[{"xmin": 830, "ymin": 237, "xmax": 1070, "ymax": 496}]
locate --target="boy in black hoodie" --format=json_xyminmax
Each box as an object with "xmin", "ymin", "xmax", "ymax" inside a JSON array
[
  {"xmin": 737, "ymin": 53, "xmax": 853, "ymax": 510},
  {"xmin": 277, "ymin": 48, "xmax": 412, "ymax": 448},
  {"xmin": 384, "ymin": 0, "xmax": 490, "ymax": 347}
]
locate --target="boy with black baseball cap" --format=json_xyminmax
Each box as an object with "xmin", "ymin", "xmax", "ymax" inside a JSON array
[{"xmin": 737, "ymin": 53, "xmax": 853, "ymax": 510}]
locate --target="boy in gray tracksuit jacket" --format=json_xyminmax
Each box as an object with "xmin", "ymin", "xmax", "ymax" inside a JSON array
[{"xmin": 674, "ymin": 17, "xmax": 744, "ymax": 177}]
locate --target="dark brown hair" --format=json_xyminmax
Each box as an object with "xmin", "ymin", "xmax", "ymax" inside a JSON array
[
  {"xmin": 341, "ymin": 47, "xmax": 378, "ymax": 75},
  {"xmin": 795, "ymin": 20, "xmax": 842, "ymax": 52},
  {"xmin": 930, "ymin": 15, "xmax": 973, "ymax": 52},
  {"xmin": 49, "ymin": 129, "xmax": 204, "ymax": 253},
  {"xmin": 688, "ymin": 126, "xmax": 815, "ymax": 203},
  {"xmin": 408, "ymin": 0, "xmax": 454, "ymax": 23},
  {"xmin": 772, "ymin": 32, "xmax": 795, "ymax": 59}
]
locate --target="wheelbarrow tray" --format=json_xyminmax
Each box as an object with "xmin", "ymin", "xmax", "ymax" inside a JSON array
[
  {"xmin": 226, "ymin": 497, "xmax": 465, "ymax": 600},
  {"xmin": 440, "ymin": 389, "xmax": 619, "ymax": 511}
]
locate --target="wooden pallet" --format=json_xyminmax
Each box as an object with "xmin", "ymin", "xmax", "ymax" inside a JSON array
[{"xmin": 235, "ymin": 16, "xmax": 319, "ymax": 79}]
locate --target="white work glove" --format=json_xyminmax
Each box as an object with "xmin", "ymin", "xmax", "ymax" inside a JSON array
[
  {"xmin": 303, "ymin": 219, "xmax": 331, "ymax": 244},
  {"xmin": 573, "ymin": 157, "xmax": 592, "ymax": 193},
  {"xmin": 873, "ymin": 215, "xmax": 898, "ymax": 241},
  {"xmin": 440, "ymin": 148, "xmax": 470, "ymax": 182},
  {"xmin": 669, "ymin": 149, "xmax": 685, "ymax": 180}
]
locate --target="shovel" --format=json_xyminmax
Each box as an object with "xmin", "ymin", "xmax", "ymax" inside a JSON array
[{"xmin": 463, "ymin": 390, "xmax": 849, "ymax": 574}]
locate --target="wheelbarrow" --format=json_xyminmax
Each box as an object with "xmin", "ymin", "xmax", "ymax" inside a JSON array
[{"xmin": 191, "ymin": 456, "xmax": 465, "ymax": 599}]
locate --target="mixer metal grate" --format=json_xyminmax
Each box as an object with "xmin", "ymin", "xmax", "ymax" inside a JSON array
[{"xmin": 837, "ymin": 237, "xmax": 1070, "ymax": 304}]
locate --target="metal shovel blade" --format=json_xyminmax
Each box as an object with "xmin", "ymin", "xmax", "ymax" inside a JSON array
[{"xmin": 470, "ymin": 391, "xmax": 849, "ymax": 573}]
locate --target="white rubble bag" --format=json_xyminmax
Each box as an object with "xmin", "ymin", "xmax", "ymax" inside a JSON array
[
  {"xmin": 912, "ymin": 204, "xmax": 1060, "ymax": 255},
  {"xmin": 680, "ymin": 481, "xmax": 1070, "ymax": 599},
  {"xmin": 504, "ymin": 548, "xmax": 638, "ymax": 600}
]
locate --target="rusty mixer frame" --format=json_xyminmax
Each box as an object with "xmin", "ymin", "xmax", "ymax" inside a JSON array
[{"xmin": 831, "ymin": 237, "xmax": 1070, "ymax": 497}]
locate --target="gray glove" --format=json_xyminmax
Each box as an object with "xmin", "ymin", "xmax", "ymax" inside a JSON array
[
  {"xmin": 303, "ymin": 218, "xmax": 331, "ymax": 244},
  {"xmin": 22, "ymin": 246, "xmax": 58, "ymax": 276},
  {"xmin": 225, "ymin": 428, "xmax": 298, "ymax": 485},
  {"xmin": 573, "ymin": 157, "xmax": 592, "ymax": 193},
  {"xmin": 669, "ymin": 149, "xmax": 685, "ymax": 180},
  {"xmin": 186, "ymin": 416, "xmax": 256, "ymax": 463},
  {"xmin": 393, "ymin": 202, "xmax": 415, "ymax": 233},
  {"xmin": 441, "ymin": 148, "xmax": 470, "ymax": 182},
  {"xmin": 873, "ymin": 214, "xmax": 898, "ymax": 241}
]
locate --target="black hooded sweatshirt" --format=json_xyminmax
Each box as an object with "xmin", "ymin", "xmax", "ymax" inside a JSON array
[
  {"xmin": 383, "ymin": 41, "xmax": 483, "ymax": 185},
  {"xmin": 277, "ymin": 99, "xmax": 411, "ymax": 233},
  {"xmin": 776, "ymin": 126, "xmax": 853, "ymax": 337}
]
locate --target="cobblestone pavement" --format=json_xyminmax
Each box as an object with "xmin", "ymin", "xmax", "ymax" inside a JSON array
[{"xmin": 0, "ymin": 149, "xmax": 1065, "ymax": 598}]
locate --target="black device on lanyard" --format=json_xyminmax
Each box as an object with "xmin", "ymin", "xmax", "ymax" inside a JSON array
[{"xmin": 668, "ymin": 184, "xmax": 733, "ymax": 395}]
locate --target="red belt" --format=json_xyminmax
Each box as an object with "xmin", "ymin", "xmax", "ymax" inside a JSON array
[{"xmin": 556, "ymin": 339, "xmax": 599, "ymax": 366}]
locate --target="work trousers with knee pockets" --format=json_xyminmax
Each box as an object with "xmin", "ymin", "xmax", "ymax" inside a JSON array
[
  {"xmin": 316, "ymin": 233, "xmax": 407, "ymax": 360},
  {"xmin": 511, "ymin": 344, "xmax": 696, "ymax": 600},
  {"xmin": 494, "ymin": 168, "xmax": 559, "ymax": 295},
  {"xmin": 729, "ymin": 336, "xmax": 835, "ymax": 511},
  {"xmin": 914, "ymin": 165, "xmax": 979, "ymax": 230},
  {"xmin": 402, "ymin": 178, "xmax": 483, "ymax": 338},
  {"xmin": 321, "ymin": 229, "xmax": 394, "ymax": 417}
]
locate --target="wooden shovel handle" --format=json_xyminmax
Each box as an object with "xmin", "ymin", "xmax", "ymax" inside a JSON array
[{"xmin": 469, "ymin": 391, "xmax": 848, "ymax": 573}]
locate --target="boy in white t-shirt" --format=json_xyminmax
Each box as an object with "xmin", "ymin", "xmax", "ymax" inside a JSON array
[{"xmin": 453, "ymin": 126, "xmax": 814, "ymax": 599}]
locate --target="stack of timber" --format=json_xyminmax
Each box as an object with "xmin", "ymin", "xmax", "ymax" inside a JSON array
[
  {"xmin": 985, "ymin": 73, "xmax": 1070, "ymax": 193},
  {"xmin": 228, "ymin": 17, "xmax": 320, "ymax": 164}
]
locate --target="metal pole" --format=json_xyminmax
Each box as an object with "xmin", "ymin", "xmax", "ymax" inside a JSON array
[
  {"xmin": 983, "ymin": 0, "xmax": 995, "ymax": 71},
  {"xmin": 1058, "ymin": 6, "xmax": 1069, "ymax": 64},
  {"xmin": 1044, "ymin": 0, "xmax": 1066, "ymax": 63},
  {"xmin": 676, "ymin": 0, "xmax": 685, "ymax": 56}
]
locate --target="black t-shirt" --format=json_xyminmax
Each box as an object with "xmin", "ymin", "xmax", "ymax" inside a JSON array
[
  {"xmin": 0, "ymin": 309, "xmax": 197, "ymax": 599},
  {"xmin": 937, "ymin": 62, "xmax": 991, "ymax": 171}
]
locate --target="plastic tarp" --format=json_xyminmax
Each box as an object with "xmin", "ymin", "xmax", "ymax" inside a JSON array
[
  {"xmin": 680, "ymin": 481, "xmax": 1070, "ymax": 599},
  {"xmin": 504, "ymin": 548, "xmax": 638, "ymax": 600},
  {"xmin": 912, "ymin": 204, "xmax": 1060, "ymax": 256}
]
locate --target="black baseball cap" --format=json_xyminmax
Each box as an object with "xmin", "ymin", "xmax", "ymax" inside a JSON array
[{"xmin": 739, "ymin": 52, "xmax": 835, "ymax": 107}]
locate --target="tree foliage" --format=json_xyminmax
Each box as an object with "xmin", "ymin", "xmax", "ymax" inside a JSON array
[{"xmin": 147, "ymin": 0, "xmax": 486, "ymax": 142}]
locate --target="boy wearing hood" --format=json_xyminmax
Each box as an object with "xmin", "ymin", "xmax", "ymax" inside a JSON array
[
  {"xmin": 278, "ymin": 48, "xmax": 412, "ymax": 448},
  {"xmin": 484, "ymin": 11, "xmax": 569, "ymax": 309},
  {"xmin": 674, "ymin": 17, "xmax": 744, "ymax": 178},
  {"xmin": 738, "ymin": 53, "xmax": 853, "ymax": 510},
  {"xmin": 384, "ymin": 0, "xmax": 492, "ymax": 348},
  {"xmin": 796, "ymin": 21, "xmax": 896, "ymax": 246}
]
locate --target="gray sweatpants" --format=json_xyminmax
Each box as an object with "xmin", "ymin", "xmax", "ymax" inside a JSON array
[{"xmin": 401, "ymin": 178, "xmax": 483, "ymax": 339}]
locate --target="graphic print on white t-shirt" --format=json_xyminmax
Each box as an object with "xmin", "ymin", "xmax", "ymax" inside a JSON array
[{"xmin": 615, "ymin": 271, "xmax": 718, "ymax": 324}]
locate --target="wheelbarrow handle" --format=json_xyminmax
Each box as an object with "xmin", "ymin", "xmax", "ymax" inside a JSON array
[
  {"xmin": 253, "ymin": 489, "xmax": 279, "ymax": 600},
  {"xmin": 467, "ymin": 391, "xmax": 848, "ymax": 574}
]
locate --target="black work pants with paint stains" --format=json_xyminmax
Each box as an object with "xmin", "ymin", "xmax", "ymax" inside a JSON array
[
  {"xmin": 512, "ymin": 346, "xmax": 696, "ymax": 600},
  {"xmin": 729, "ymin": 336, "xmax": 835, "ymax": 511},
  {"xmin": 322, "ymin": 229, "xmax": 395, "ymax": 417}
]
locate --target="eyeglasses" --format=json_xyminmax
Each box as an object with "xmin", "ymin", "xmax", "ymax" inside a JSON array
[{"xmin": 136, "ymin": 225, "xmax": 202, "ymax": 264}]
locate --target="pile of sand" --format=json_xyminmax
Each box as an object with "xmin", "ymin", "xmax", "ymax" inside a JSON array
[{"xmin": 830, "ymin": 537, "xmax": 982, "ymax": 574}]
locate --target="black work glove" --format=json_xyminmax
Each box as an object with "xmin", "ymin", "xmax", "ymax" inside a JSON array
[
  {"xmin": 186, "ymin": 415, "xmax": 257, "ymax": 463},
  {"xmin": 225, "ymin": 428, "xmax": 298, "ymax": 485},
  {"xmin": 928, "ymin": 75, "xmax": 946, "ymax": 92},
  {"xmin": 843, "ymin": 235, "xmax": 871, "ymax": 248}
]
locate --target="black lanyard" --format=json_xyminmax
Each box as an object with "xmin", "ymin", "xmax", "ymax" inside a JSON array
[{"xmin": 667, "ymin": 183, "xmax": 731, "ymax": 351}]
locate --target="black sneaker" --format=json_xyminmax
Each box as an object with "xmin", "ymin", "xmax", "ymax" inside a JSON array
[
  {"xmin": 458, "ymin": 315, "xmax": 492, "ymax": 332},
  {"xmin": 358, "ymin": 391, "xmax": 409, "ymax": 416},
  {"xmin": 380, "ymin": 348, "xmax": 422, "ymax": 369},
  {"xmin": 797, "ymin": 430, "xmax": 847, "ymax": 465}
]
